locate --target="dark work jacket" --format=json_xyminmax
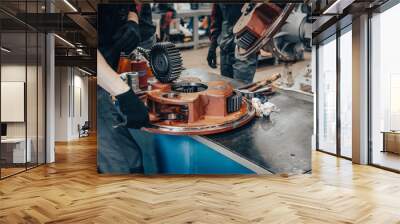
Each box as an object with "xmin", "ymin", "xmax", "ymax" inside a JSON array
[
  {"xmin": 98, "ymin": 4, "xmax": 155, "ymax": 70},
  {"xmin": 137, "ymin": 4, "xmax": 156, "ymax": 44},
  {"xmin": 209, "ymin": 4, "xmax": 243, "ymax": 51}
]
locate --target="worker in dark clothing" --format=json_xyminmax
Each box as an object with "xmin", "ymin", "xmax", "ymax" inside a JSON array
[
  {"xmin": 98, "ymin": 4, "xmax": 156, "ymax": 68},
  {"xmin": 207, "ymin": 4, "xmax": 258, "ymax": 84},
  {"xmin": 97, "ymin": 4, "xmax": 157, "ymax": 174},
  {"xmin": 153, "ymin": 3, "xmax": 177, "ymax": 41}
]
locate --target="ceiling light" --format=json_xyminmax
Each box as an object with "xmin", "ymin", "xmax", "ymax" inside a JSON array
[
  {"xmin": 78, "ymin": 67, "xmax": 93, "ymax": 76},
  {"xmin": 63, "ymin": 0, "xmax": 78, "ymax": 12},
  {"xmin": 323, "ymin": 0, "xmax": 354, "ymax": 15},
  {"xmin": 323, "ymin": 0, "xmax": 341, "ymax": 14},
  {"xmin": 1, "ymin": 47, "xmax": 11, "ymax": 53},
  {"xmin": 54, "ymin": 34, "xmax": 75, "ymax": 48}
]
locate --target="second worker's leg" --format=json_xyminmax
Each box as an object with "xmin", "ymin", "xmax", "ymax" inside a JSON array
[
  {"xmin": 220, "ymin": 49, "xmax": 234, "ymax": 78},
  {"xmin": 232, "ymin": 52, "xmax": 258, "ymax": 84}
]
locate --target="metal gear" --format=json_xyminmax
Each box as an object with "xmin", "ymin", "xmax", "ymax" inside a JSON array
[
  {"xmin": 233, "ymin": 3, "xmax": 296, "ymax": 60},
  {"xmin": 227, "ymin": 91, "xmax": 242, "ymax": 113},
  {"xmin": 237, "ymin": 30, "xmax": 258, "ymax": 50},
  {"xmin": 135, "ymin": 47, "xmax": 150, "ymax": 60},
  {"xmin": 171, "ymin": 82, "xmax": 208, "ymax": 93},
  {"xmin": 149, "ymin": 42, "xmax": 183, "ymax": 83}
]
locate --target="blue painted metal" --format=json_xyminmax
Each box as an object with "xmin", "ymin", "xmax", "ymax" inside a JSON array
[{"xmin": 153, "ymin": 134, "xmax": 255, "ymax": 174}]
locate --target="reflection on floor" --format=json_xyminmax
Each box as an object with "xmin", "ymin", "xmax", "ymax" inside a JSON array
[
  {"xmin": 373, "ymin": 150, "xmax": 400, "ymax": 171},
  {"xmin": 0, "ymin": 162, "xmax": 43, "ymax": 179},
  {"xmin": 0, "ymin": 167, "xmax": 25, "ymax": 178}
]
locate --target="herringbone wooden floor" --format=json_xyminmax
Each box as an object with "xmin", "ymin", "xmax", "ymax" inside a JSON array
[{"xmin": 1, "ymin": 135, "xmax": 400, "ymax": 224}]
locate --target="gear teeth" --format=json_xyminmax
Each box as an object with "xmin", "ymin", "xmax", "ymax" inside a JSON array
[
  {"xmin": 150, "ymin": 42, "xmax": 183, "ymax": 83},
  {"xmin": 171, "ymin": 82, "xmax": 208, "ymax": 93},
  {"xmin": 136, "ymin": 47, "xmax": 150, "ymax": 60},
  {"xmin": 227, "ymin": 91, "xmax": 242, "ymax": 113},
  {"xmin": 237, "ymin": 31, "xmax": 257, "ymax": 50}
]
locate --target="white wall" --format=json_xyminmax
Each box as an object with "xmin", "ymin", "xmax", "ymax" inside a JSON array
[
  {"xmin": 70, "ymin": 72, "xmax": 89, "ymax": 139},
  {"xmin": 1, "ymin": 82, "xmax": 25, "ymax": 122},
  {"xmin": 1, "ymin": 63, "xmax": 46, "ymax": 164},
  {"xmin": 55, "ymin": 66, "xmax": 69, "ymax": 141},
  {"xmin": 54, "ymin": 67, "xmax": 89, "ymax": 141},
  {"xmin": 1, "ymin": 64, "xmax": 41, "ymax": 138},
  {"xmin": 1, "ymin": 65, "xmax": 26, "ymax": 137}
]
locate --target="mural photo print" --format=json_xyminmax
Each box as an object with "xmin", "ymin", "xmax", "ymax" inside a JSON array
[{"xmin": 97, "ymin": 3, "xmax": 313, "ymax": 175}]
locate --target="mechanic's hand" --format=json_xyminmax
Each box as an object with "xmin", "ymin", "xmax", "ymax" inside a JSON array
[
  {"xmin": 207, "ymin": 44, "xmax": 217, "ymax": 69},
  {"xmin": 115, "ymin": 90, "xmax": 149, "ymax": 129},
  {"xmin": 149, "ymin": 113, "xmax": 160, "ymax": 122},
  {"xmin": 127, "ymin": 11, "xmax": 139, "ymax": 24},
  {"xmin": 112, "ymin": 20, "xmax": 141, "ymax": 54}
]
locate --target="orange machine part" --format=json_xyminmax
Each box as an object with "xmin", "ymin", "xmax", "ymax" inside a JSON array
[
  {"xmin": 151, "ymin": 82, "xmax": 171, "ymax": 92},
  {"xmin": 144, "ymin": 80, "xmax": 255, "ymax": 135},
  {"xmin": 234, "ymin": 4, "xmax": 282, "ymax": 39},
  {"xmin": 146, "ymin": 66, "xmax": 153, "ymax": 78},
  {"xmin": 117, "ymin": 56, "xmax": 132, "ymax": 73},
  {"xmin": 132, "ymin": 60, "xmax": 148, "ymax": 89}
]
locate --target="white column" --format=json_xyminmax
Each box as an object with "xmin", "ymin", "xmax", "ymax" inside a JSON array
[
  {"xmin": 45, "ymin": 0, "xmax": 56, "ymax": 163},
  {"xmin": 352, "ymin": 14, "xmax": 369, "ymax": 164},
  {"xmin": 46, "ymin": 32, "xmax": 55, "ymax": 163}
]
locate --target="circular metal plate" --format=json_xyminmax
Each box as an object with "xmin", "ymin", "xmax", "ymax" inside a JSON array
[{"xmin": 143, "ymin": 100, "xmax": 255, "ymax": 135}]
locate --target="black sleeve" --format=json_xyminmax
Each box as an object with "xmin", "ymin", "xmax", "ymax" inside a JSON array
[
  {"xmin": 116, "ymin": 90, "xmax": 149, "ymax": 129},
  {"xmin": 98, "ymin": 4, "xmax": 141, "ymax": 70},
  {"xmin": 98, "ymin": 5, "xmax": 148, "ymax": 129}
]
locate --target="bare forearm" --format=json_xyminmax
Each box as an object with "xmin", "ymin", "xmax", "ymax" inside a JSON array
[{"xmin": 97, "ymin": 50, "xmax": 130, "ymax": 96}]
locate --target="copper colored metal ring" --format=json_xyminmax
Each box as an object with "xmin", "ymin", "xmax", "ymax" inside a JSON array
[{"xmin": 143, "ymin": 100, "xmax": 255, "ymax": 135}]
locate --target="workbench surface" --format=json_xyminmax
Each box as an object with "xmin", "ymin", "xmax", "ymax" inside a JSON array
[{"xmin": 183, "ymin": 68, "xmax": 313, "ymax": 174}]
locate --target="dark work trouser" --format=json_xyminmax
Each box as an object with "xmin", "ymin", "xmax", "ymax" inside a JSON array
[
  {"xmin": 220, "ymin": 48, "xmax": 258, "ymax": 84},
  {"xmin": 129, "ymin": 34, "xmax": 159, "ymax": 174},
  {"xmin": 219, "ymin": 18, "xmax": 258, "ymax": 84},
  {"xmin": 97, "ymin": 86, "xmax": 144, "ymax": 173},
  {"xmin": 97, "ymin": 34, "xmax": 158, "ymax": 174}
]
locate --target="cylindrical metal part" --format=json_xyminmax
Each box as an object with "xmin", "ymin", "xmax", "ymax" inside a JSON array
[{"xmin": 120, "ymin": 72, "xmax": 140, "ymax": 92}]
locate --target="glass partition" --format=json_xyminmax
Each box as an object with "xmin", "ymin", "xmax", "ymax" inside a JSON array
[
  {"xmin": 339, "ymin": 27, "xmax": 352, "ymax": 158},
  {"xmin": 370, "ymin": 3, "xmax": 400, "ymax": 171},
  {"xmin": 0, "ymin": 1, "xmax": 46, "ymax": 179},
  {"xmin": 27, "ymin": 30, "xmax": 38, "ymax": 169},
  {"xmin": 316, "ymin": 24, "xmax": 354, "ymax": 160},
  {"xmin": 1, "ymin": 31, "xmax": 28, "ymax": 177},
  {"xmin": 317, "ymin": 36, "xmax": 337, "ymax": 154}
]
